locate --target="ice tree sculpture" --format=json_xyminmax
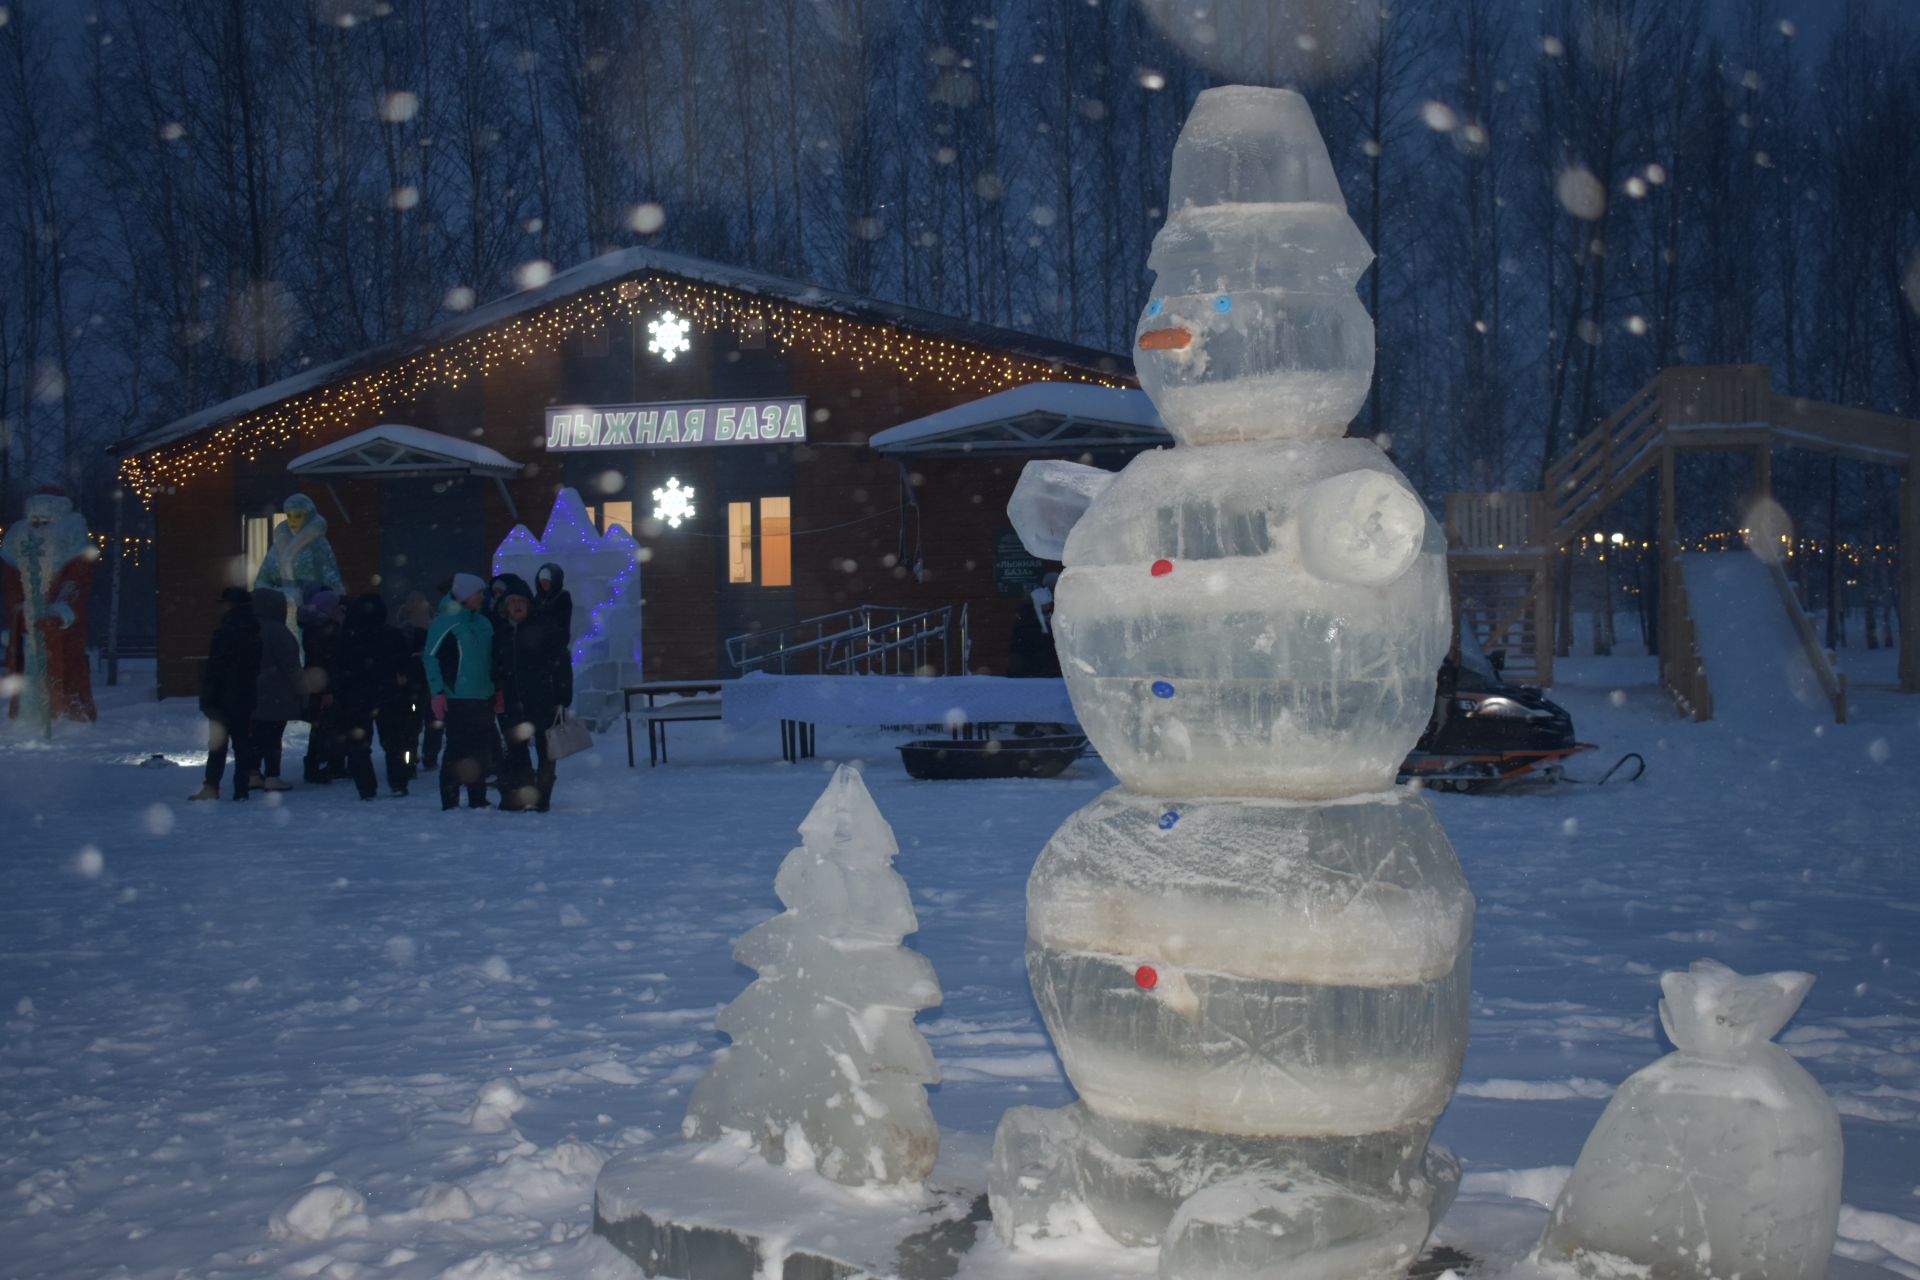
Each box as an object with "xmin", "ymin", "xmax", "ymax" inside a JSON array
[
  {"xmin": 684, "ymin": 765, "xmax": 944, "ymax": 1188},
  {"xmin": 992, "ymin": 87, "xmax": 1469, "ymax": 1280},
  {"xmin": 493, "ymin": 487, "xmax": 641, "ymax": 730},
  {"xmin": 1537, "ymin": 959, "xmax": 1843, "ymax": 1280}
]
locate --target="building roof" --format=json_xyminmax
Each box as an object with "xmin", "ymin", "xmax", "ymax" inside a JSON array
[
  {"xmin": 286, "ymin": 423, "xmax": 522, "ymax": 478},
  {"xmin": 113, "ymin": 247, "xmax": 1133, "ymax": 459},
  {"xmin": 869, "ymin": 383, "xmax": 1170, "ymax": 457}
]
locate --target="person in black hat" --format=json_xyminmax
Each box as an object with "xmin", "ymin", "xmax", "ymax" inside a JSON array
[
  {"xmin": 492, "ymin": 578, "xmax": 571, "ymax": 812},
  {"xmin": 190, "ymin": 587, "xmax": 263, "ymax": 801}
]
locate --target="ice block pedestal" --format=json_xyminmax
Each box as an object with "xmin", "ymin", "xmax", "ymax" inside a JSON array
[{"xmin": 988, "ymin": 85, "xmax": 1472, "ymax": 1280}]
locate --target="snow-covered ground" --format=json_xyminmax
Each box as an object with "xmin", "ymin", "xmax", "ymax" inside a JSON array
[{"xmin": 4, "ymin": 656, "xmax": 1919, "ymax": 1279}]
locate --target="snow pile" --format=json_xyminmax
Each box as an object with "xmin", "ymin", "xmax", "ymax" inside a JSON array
[{"xmin": 269, "ymin": 1180, "xmax": 369, "ymax": 1242}]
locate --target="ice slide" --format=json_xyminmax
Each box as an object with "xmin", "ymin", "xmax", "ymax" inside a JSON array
[{"xmin": 1679, "ymin": 550, "xmax": 1846, "ymax": 726}]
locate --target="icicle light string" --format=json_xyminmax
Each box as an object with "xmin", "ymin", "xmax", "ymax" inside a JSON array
[{"xmin": 118, "ymin": 275, "xmax": 1127, "ymax": 506}]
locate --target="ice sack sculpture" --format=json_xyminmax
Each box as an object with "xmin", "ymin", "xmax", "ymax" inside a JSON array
[
  {"xmin": 994, "ymin": 86, "xmax": 1468, "ymax": 1280},
  {"xmin": 1537, "ymin": 960, "xmax": 1843, "ymax": 1280},
  {"xmin": 684, "ymin": 765, "xmax": 944, "ymax": 1188}
]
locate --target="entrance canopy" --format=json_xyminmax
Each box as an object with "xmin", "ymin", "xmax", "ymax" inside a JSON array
[
  {"xmin": 287, "ymin": 423, "xmax": 521, "ymax": 478},
  {"xmin": 870, "ymin": 382, "xmax": 1169, "ymax": 457}
]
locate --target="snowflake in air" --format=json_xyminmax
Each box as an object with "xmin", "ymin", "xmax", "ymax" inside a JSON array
[
  {"xmin": 651, "ymin": 477, "xmax": 696, "ymax": 529},
  {"xmin": 647, "ymin": 310, "xmax": 692, "ymax": 362}
]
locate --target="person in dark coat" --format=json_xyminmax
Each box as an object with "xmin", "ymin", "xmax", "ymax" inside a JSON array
[
  {"xmin": 191, "ymin": 588, "xmax": 263, "ymax": 801},
  {"xmin": 390, "ymin": 592, "xmax": 433, "ymax": 792},
  {"xmin": 299, "ymin": 589, "xmax": 347, "ymax": 784},
  {"xmin": 489, "ymin": 572, "xmax": 533, "ymax": 623},
  {"xmin": 408, "ymin": 587, "xmax": 446, "ymax": 770},
  {"xmin": 533, "ymin": 563, "xmax": 573, "ymax": 646},
  {"xmin": 492, "ymin": 580, "xmax": 572, "ymax": 812},
  {"xmin": 336, "ymin": 594, "xmax": 418, "ymax": 800},
  {"xmin": 248, "ymin": 587, "xmax": 304, "ymax": 792}
]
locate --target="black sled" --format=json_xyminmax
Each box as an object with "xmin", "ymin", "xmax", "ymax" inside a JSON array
[{"xmin": 1399, "ymin": 636, "xmax": 1637, "ymax": 792}]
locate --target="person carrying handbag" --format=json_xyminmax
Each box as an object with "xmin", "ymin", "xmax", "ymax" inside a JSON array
[{"xmin": 491, "ymin": 580, "xmax": 573, "ymax": 812}]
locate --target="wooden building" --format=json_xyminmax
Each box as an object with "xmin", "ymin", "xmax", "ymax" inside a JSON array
[{"xmin": 112, "ymin": 249, "xmax": 1163, "ymax": 699}]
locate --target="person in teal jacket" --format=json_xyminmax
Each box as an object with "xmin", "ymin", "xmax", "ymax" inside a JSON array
[{"xmin": 425, "ymin": 573, "xmax": 501, "ymax": 810}]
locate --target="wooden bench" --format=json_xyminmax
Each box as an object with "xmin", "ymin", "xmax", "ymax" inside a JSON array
[{"xmin": 623, "ymin": 681, "xmax": 815, "ymax": 767}]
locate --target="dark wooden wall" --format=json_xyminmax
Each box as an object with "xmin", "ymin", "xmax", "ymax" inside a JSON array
[{"xmin": 147, "ymin": 284, "xmax": 1125, "ymax": 696}]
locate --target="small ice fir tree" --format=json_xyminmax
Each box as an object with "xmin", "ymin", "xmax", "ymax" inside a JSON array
[{"xmin": 684, "ymin": 765, "xmax": 943, "ymax": 1188}]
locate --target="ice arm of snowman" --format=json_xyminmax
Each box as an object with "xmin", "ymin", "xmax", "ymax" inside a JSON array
[
  {"xmin": 1007, "ymin": 460, "xmax": 1118, "ymax": 560},
  {"xmin": 1295, "ymin": 471, "xmax": 1427, "ymax": 588}
]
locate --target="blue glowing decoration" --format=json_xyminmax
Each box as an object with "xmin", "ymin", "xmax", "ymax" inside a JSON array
[
  {"xmin": 1146, "ymin": 299, "xmax": 1163, "ymax": 317},
  {"xmin": 1151, "ymin": 680, "xmax": 1175, "ymax": 699},
  {"xmin": 493, "ymin": 487, "xmax": 644, "ymax": 727},
  {"xmin": 1214, "ymin": 295, "xmax": 1233, "ymax": 313},
  {"xmin": 1158, "ymin": 810, "xmax": 1180, "ymax": 830}
]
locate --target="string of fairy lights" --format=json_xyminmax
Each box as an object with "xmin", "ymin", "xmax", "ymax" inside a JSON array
[
  {"xmin": 1562, "ymin": 530, "xmax": 1900, "ymax": 567},
  {"xmin": 116, "ymin": 274, "xmax": 1128, "ymax": 506}
]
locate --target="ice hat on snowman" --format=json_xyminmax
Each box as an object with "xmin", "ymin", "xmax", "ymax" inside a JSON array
[{"xmin": 1134, "ymin": 86, "xmax": 1376, "ymax": 445}]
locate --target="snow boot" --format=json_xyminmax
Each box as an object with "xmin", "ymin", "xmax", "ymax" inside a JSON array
[
  {"xmin": 261, "ymin": 778, "xmax": 293, "ymax": 792},
  {"xmin": 187, "ymin": 785, "xmax": 220, "ymax": 801},
  {"xmin": 247, "ymin": 773, "xmax": 267, "ymax": 790}
]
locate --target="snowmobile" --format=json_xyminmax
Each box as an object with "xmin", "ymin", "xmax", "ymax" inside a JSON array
[{"xmin": 1398, "ymin": 632, "xmax": 1640, "ymax": 792}]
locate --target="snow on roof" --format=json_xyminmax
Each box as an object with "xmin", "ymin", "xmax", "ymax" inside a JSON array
[
  {"xmin": 869, "ymin": 382, "xmax": 1170, "ymax": 456},
  {"xmin": 114, "ymin": 247, "xmax": 1132, "ymax": 458},
  {"xmin": 286, "ymin": 423, "xmax": 521, "ymax": 477}
]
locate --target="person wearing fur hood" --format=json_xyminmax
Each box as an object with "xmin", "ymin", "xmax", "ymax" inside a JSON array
[
  {"xmin": 253, "ymin": 494, "xmax": 344, "ymax": 603},
  {"xmin": 2, "ymin": 485, "xmax": 99, "ymax": 724}
]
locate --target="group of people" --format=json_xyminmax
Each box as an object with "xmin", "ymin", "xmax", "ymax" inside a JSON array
[
  {"xmin": 424, "ymin": 568, "xmax": 574, "ymax": 813},
  {"xmin": 192, "ymin": 494, "xmax": 576, "ymax": 814},
  {"xmin": 194, "ymin": 584, "xmax": 437, "ymax": 804}
]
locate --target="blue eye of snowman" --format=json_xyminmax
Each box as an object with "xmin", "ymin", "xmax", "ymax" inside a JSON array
[
  {"xmin": 1214, "ymin": 295, "xmax": 1233, "ymax": 313},
  {"xmin": 1146, "ymin": 299, "xmax": 1163, "ymax": 317}
]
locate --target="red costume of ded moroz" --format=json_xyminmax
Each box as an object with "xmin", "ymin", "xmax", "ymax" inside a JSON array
[{"xmin": 2, "ymin": 486, "xmax": 99, "ymax": 723}]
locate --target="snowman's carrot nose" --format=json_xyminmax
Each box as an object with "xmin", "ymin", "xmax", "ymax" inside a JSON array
[{"xmin": 1138, "ymin": 326, "xmax": 1192, "ymax": 351}]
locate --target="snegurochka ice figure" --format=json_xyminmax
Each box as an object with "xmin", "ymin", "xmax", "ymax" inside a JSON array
[
  {"xmin": 994, "ymin": 87, "xmax": 1470, "ymax": 1279},
  {"xmin": 253, "ymin": 493, "xmax": 344, "ymax": 602}
]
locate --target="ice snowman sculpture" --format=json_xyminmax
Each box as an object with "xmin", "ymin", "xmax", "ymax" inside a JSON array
[{"xmin": 992, "ymin": 87, "xmax": 1472, "ymax": 1279}]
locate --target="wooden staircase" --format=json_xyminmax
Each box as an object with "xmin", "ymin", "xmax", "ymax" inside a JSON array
[
  {"xmin": 1443, "ymin": 363, "xmax": 1920, "ymax": 708},
  {"xmin": 1444, "ymin": 492, "xmax": 1553, "ymax": 684}
]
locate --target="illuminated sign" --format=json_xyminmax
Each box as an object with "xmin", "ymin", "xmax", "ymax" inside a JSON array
[{"xmin": 545, "ymin": 397, "xmax": 807, "ymax": 452}]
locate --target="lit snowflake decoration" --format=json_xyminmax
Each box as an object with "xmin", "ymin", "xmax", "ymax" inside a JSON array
[
  {"xmin": 647, "ymin": 310, "xmax": 692, "ymax": 362},
  {"xmin": 651, "ymin": 477, "xmax": 696, "ymax": 529}
]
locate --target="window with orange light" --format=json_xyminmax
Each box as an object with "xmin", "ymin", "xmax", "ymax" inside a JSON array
[
  {"xmin": 727, "ymin": 502, "xmax": 753, "ymax": 584},
  {"xmin": 759, "ymin": 497, "xmax": 792, "ymax": 587}
]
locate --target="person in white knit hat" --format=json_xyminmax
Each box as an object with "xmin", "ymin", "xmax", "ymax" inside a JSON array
[{"xmin": 423, "ymin": 573, "xmax": 502, "ymax": 810}]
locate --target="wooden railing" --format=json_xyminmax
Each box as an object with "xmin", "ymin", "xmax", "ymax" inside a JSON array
[
  {"xmin": 1478, "ymin": 363, "xmax": 1920, "ymax": 561},
  {"xmin": 1544, "ymin": 375, "xmax": 1666, "ymax": 544},
  {"xmin": 725, "ymin": 605, "xmax": 966, "ymax": 677},
  {"xmin": 1541, "ymin": 365, "xmax": 1786, "ymax": 549},
  {"xmin": 1659, "ymin": 556, "xmax": 1712, "ymax": 721},
  {"xmin": 1444, "ymin": 491, "xmax": 1544, "ymax": 549},
  {"xmin": 1765, "ymin": 557, "xmax": 1848, "ymax": 723},
  {"xmin": 1658, "ymin": 364, "xmax": 1771, "ymax": 426}
]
